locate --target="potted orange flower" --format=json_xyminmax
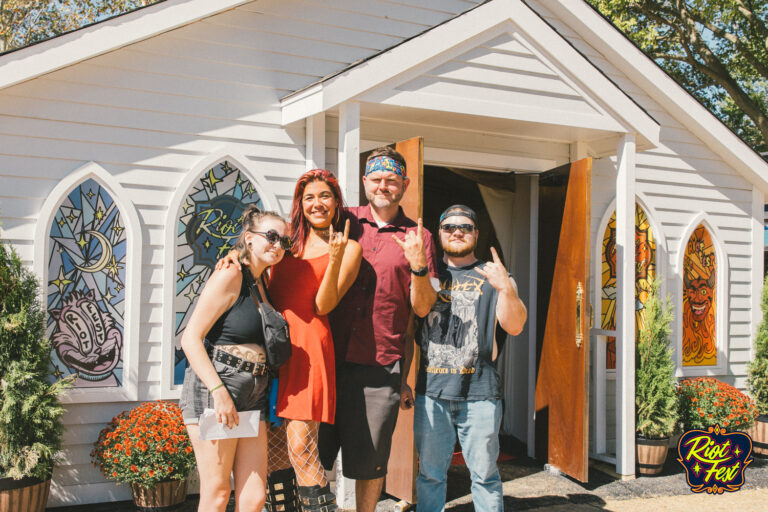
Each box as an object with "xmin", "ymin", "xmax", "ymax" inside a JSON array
[
  {"xmin": 677, "ymin": 377, "xmax": 758, "ymax": 433},
  {"xmin": 91, "ymin": 401, "xmax": 195, "ymax": 510}
]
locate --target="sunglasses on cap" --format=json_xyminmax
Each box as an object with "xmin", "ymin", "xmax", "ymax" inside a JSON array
[
  {"xmin": 249, "ymin": 230, "xmax": 293, "ymax": 250},
  {"xmin": 440, "ymin": 223, "xmax": 475, "ymax": 234}
]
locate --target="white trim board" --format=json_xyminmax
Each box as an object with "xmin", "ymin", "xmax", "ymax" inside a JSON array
[
  {"xmin": 0, "ymin": 0, "xmax": 252, "ymax": 91},
  {"xmin": 537, "ymin": 0, "xmax": 768, "ymax": 195},
  {"xmin": 280, "ymin": 0, "xmax": 660, "ymax": 151}
]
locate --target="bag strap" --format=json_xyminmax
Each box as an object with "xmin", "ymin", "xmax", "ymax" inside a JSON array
[{"xmin": 246, "ymin": 273, "xmax": 273, "ymax": 311}]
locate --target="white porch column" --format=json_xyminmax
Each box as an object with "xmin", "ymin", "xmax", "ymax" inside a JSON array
[
  {"xmin": 306, "ymin": 113, "xmax": 326, "ymax": 171},
  {"xmin": 527, "ymin": 176, "xmax": 539, "ymax": 458},
  {"xmin": 335, "ymin": 101, "xmax": 359, "ymax": 509},
  {"xmin": 337, "ymin": 101, "xmax": 360, "ymax": 207},
  {"xmin": 616, "ymin": 134, "xmax": 636, "ymax": 477},
  {"xmin": 751, "ymin": 186, "xmax": 764, "ymax": 362}
]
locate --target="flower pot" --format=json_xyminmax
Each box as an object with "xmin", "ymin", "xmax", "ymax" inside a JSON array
[
  {"xmin": 636, "ymin": 435, "xmax": 669, "ymax": 476},
  {"xmin": 130, "ymin": 479, "xmax": 188, "ymax": 511},
  {"xmin": 750, "ymin": 414, "xmax": 768, "ymax": 457},
  {"xmin": 0, "ymin": 476, "xmax": 51, "ymax": 512}
]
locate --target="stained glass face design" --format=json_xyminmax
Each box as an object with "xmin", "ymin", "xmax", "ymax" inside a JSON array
[
  {"xmin": 601, "ymin": 205, "xmax": 657, "ymax": 369},
  {"xmin": 174, "ymin": 161, "xmax": 262, "ymax": 384},
  {"xmin": 682, "ymin": 225, "xmax": 717, "ymax": 366},
  {"xmin": 46, "ymin": 179, "xmax": 126, "ymax": 387}
]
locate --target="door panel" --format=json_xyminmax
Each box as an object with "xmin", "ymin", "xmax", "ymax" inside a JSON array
[
  {"xmin": 360, "ymin": 137, "xmax": 423, "ymax": 502},
  {"xmin": 534, "ymin": 158, "xmax": 591, "ymax": 482}
]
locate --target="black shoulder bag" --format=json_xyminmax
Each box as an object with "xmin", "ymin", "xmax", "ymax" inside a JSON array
[{"xmin": 248, "ymin": 275, "xmax": 292, "ymax": 370}]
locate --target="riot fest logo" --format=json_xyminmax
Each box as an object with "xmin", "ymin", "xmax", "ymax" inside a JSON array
[{"xmin": 677, "ymin": 424, "xmax": 753, "ymax": 494}]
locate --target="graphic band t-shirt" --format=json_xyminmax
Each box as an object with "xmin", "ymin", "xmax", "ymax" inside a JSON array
[{"xmin": 415, "ymin": 260, "xmax": 503, "ymax": 401}]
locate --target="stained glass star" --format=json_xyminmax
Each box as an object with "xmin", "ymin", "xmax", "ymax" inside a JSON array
[
  {"xmin": 104, "ymin": 288, "xmax": 115, "ymax": 303},
  {"xmin": 184, "ymin": 285, "xmax": 198, "ymax": 303},
  {"xmin": 203, "ymin": 238, "xmax": 212, "ymax": 250},
  {"xmin": 183, "ymin": 199, "xmax": 193, "ymax": 214},
  {"xmin": 77, "ymin": 234, "xmax": 88, "ymax": 249},
  {"xmin": 177, "ymin": 265, "xmax": 189, "ymax": 281},
  {"xmin": 87, "ymin": 190, "xmax": 94, "ymax": 199},
  {"xmin": 49, "ymin": 267, "xmax": 72, "ymax": 294},
  {"xmin": 53, "ymin": 365, "xmax": 63, "ymax": 379},
  {"xmin": 105, "ymin": 256, "xmax": 120, "ymax": 279},
  {"xmin": 203, "ymin": 169, "xmax": 222, "ymax": 193},
  {"xmin": 58, "ymin": 218, "xmax": 65, "ymax": 227},
  {"xmin": 68, "ymin": 212, "xmax": 76, "ymax": 222},
  {"xmin": 111, "ymin": 221, "xmax": 124, "ymax": 237},
  {"xmin": 95, "ymin": 207, "xmax": 104, "ymax": 221}
]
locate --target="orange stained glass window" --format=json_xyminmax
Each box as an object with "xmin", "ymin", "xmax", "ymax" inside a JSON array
[
  {"xmin": 682, "ymin": 225, "xmax": 717, "ymax": 366},
  {"xmin": 601, "ymin": 205, "xmax": 657, "ymax": 369}
]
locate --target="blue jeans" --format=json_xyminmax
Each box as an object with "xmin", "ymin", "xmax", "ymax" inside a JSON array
[{"xmin": 414, "ymin": 394, "xmax": 503, "ymax": 512}]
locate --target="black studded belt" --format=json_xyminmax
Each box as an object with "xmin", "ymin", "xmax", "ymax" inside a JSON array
[{"xmin": 213, "ymin": 347, "xmax": 268, "ymax": 376}]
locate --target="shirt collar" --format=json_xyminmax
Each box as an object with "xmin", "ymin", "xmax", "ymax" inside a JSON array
[{"xmin": 359, "ymin": 205, "xmax": 409, "ymax": 231}]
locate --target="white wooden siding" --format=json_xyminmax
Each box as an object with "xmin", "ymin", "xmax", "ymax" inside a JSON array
[{"xmin": 0, "ymin": 0, "xmax": 482, "ymax": 505}]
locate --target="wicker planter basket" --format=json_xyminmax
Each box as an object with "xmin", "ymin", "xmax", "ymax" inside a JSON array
[
  {"xmin": 0, "ymin": 477, "xmax": 50, "ymax": 512},
  {"xmin": 131, "ymin": 479, "xmax": 188, "ymax": 511},
  {"xmin": 636, "ymin": 436, "xmax": 669, "ymax": 476}
]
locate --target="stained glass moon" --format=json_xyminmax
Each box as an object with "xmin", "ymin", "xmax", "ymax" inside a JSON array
[{"xmin": 46, "ymin": 178, "xmax": 126, "ymax": 387}]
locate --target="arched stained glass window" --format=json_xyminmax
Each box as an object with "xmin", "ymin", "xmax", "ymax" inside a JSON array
[
  {"xmin": 46, "ymin": 178, "xmax": 126, "ymax": 387},
  {"xmin": 173, "ymin": 161, "xmax": 263, "ymax": 384},
  {"xmin": 682, "ymin": 225, "xmax": 717, "ymax": 366},
  {"xmin": 601, "ymin": 205, "xmax": 657, "ymax": 369}
]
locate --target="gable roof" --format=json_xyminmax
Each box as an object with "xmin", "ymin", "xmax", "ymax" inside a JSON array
[
  {"xmin": 0, "ymin": 0, "xmax": 251, "ymax": 92},
  {"xmin": 280, "ymin": 0, "xmax": 660, "ymax": 151}
]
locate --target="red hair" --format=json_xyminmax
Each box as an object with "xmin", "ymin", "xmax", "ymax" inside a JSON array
[{"xmin": 289, "ymin": 169, "xmax": 346, "ymax": 257}]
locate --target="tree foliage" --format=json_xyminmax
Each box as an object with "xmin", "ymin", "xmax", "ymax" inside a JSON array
[
  {"xmin": 0, "ymin": 239, "xmax": 72, "ymax": 480},
  {"xmin": 636, "ymin": 279, "xmax": 678, "ymax": 438},
  {"xmin": 0, "ymin": 0, "xmax": 160, "ymax": 54},
  {"xmin": 589, "ymin": 0, "xmax": 768, "ymax": 155},
  {"xmin": 748, "ymin": 274, "xmax": 768, "ymax": 416}
]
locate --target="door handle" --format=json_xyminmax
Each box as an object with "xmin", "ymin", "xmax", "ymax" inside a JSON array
[{"xmin": 575, "ymin": 282, "xmax": 583, "ymax": 349}]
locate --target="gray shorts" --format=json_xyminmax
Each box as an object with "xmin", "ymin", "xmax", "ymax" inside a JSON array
[
  {"xmin": 179, "ymin": 359, "xmax": 269, "ymax": 425},
  {"xmin": 319, "ymin": 361, "xmax": 401, "ymax": 480}
]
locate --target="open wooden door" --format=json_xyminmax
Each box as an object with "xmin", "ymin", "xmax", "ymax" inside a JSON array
[
  {"xmin": 360, "ymin": 136, "xmax": 423, "ymax": 504},
  {"xmin": 534, "ymin": 158, "xmax": 591, "ymax": 482}
]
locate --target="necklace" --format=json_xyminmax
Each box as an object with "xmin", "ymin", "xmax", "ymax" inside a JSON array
[{"xmin": 312, "ymin": 227, "xmax": 330, "ymax": 237}]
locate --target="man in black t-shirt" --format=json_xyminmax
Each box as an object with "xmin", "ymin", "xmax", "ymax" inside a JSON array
[{"xmin": 402, "ymin": 205, "xmax": 527, "ymax": 512}]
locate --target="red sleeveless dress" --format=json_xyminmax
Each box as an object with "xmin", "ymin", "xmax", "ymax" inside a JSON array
[{"xmin": 268, "ymin": 253, "xmax": 335, "ymax": 423}]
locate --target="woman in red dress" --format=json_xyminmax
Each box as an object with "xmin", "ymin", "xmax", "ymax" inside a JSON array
[{"xmin": 268, "ymin": 169, "xmax": 362, "ymax": 510}]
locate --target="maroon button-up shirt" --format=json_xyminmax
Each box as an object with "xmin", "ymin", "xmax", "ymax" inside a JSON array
[{"xmin": 329, "ymin": 205, "xmax": 438, "ymax": 366}]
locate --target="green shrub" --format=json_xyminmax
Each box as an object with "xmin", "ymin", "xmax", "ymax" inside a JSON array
[
  {"xmin": 748, "ymin": 274, "xmax": 768, "ymax": 416},
  {"xmin": 636, "ymin": 279, "xmax": 678, "ymax": 438},
  {"xmin": 0, "ymin": 239, "xmax": 71, "ymax": 480}
]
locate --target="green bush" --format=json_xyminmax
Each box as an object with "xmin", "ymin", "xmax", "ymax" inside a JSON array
[
  {"xmin": 748, "ymin": 274, "xmax": 768, "ymax": 416},
  {"xmin": 635, "ymin": 279, "xmax": 678, "ymax": 438},
  {"xmin": 0, "ymin": 239, "xmax": 71, "ymax": 480}
]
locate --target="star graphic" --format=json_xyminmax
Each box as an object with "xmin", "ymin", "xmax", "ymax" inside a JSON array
[
  {"xmin": 77, "ymin": 234, "xmax": 88, "ymax": 249},
  {"xmin": 95, "ymin": 208, "xmax": 104, "ymax": 221},
  {"xmin": 236, "ymin": 174, "xmax": 244, "ymax": 186},
  {"xmin": 111, "ymin": 221, "xmax": 124, "ymax": 237},
  {"xmin": 204, "ymin": 238, "xmax": 212, "ymax": 250},
  {"xmin": 87, "ymin": 190, "xmax": 94, "ymax": 199},
  {"xmin": 203, "ymin": 169, "xmax": 223, "ymax": 193},
  {"xmin": 105, "ymin": 255, "xmax": 121, "ymax": 279},
  {"xmin": 58, "ymin": 218, "xmax": 65, "ymax": 227},
  {"xmin": 183, "ymin": 199, "xmax": 193, "ymax": 214},
  {"xmin": 177, "ymin": 265, "xmax": 188, "ymax": 281},
  {"xmin": 68, "ymin": 212, "xmax": 76, "ymax": 222},
  {"xmin": 115, "ymin": 284, "xmax": 123, "ymax": 293},
  {"xmin": 104, "ymin": 288, "xmax": 115, "ymax": 303},
  {"xmin": 693, "ymin": 462, "xmax": 702, "ymax": 475},
  {"xmin": 734, "ymin": 446, "xmax": 742, "ymax": 457},
  {"xmin": 221, "ymin": 161, "xmax": 233, "ymax": 172},
  {"xmin": 184, "ymin": 285, "xmax": 198, "ymax": 303},
  {"xmin": 49, "ymin": 267, "xmax": 72, "ymax": 294}
]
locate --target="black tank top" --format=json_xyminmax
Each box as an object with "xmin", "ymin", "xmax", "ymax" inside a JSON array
[{"xmin": 205, "ymin": 270, "xmax": 264, "ymax": 347}]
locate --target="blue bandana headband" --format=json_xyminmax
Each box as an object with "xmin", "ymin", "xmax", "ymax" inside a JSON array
[{"xmin": 365, "ymin": 155, "xmax": 406, "ymax": 178}]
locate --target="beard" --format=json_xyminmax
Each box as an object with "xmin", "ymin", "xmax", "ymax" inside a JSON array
[
  {"xmin": 442, "ymin": 239, "xmax": 476, "ymax": 258},
  {"xmin": 365, "ymin": 189, "xmax": 404, "ymax": 209}
]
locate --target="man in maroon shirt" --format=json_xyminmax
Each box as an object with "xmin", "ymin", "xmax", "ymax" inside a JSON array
[{"xmin": 320, "ymin": 146, "xmax": 438, "ymax": 512}]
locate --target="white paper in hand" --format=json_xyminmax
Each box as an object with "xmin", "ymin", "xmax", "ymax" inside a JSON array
[{"xmin": 198, "ymin": 409, "xmax": 260, "ymax": 440}]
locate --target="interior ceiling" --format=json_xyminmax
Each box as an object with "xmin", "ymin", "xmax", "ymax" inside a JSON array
[{"xmin": 357, "ymin": 101, "xmax": 621, "ymax": 145}]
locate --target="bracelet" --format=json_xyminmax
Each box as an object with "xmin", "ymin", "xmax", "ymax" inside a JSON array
[
  {"xmin": 410, "ymin": 266, "xmax": 428, "ymax": 277},
  {"xmin": 209, "ymin": 382, "xmax": 224, "ymax": 393}
]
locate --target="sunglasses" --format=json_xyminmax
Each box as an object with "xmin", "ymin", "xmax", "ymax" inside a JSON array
[
  {"xmin": 249, "ymin": 230, "xmax": 293, "ymax": 250},
  {"xmin": 440, "ymin": 223, "xmax": 475, "ymax": 234}
]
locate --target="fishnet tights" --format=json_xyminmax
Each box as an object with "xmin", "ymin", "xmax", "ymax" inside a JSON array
[
  {"xmin": 285, "ymin": 419, "xmax": 328, "ymax": 487},
  {"xmin": 267, "ymin": 423, "xmax": 293, "ymax": 472}
]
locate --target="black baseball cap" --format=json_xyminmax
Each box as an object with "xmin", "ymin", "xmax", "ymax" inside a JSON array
[{"xmin": 439, "ymin": 204, "xmax": 478, "ymax": 226}]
